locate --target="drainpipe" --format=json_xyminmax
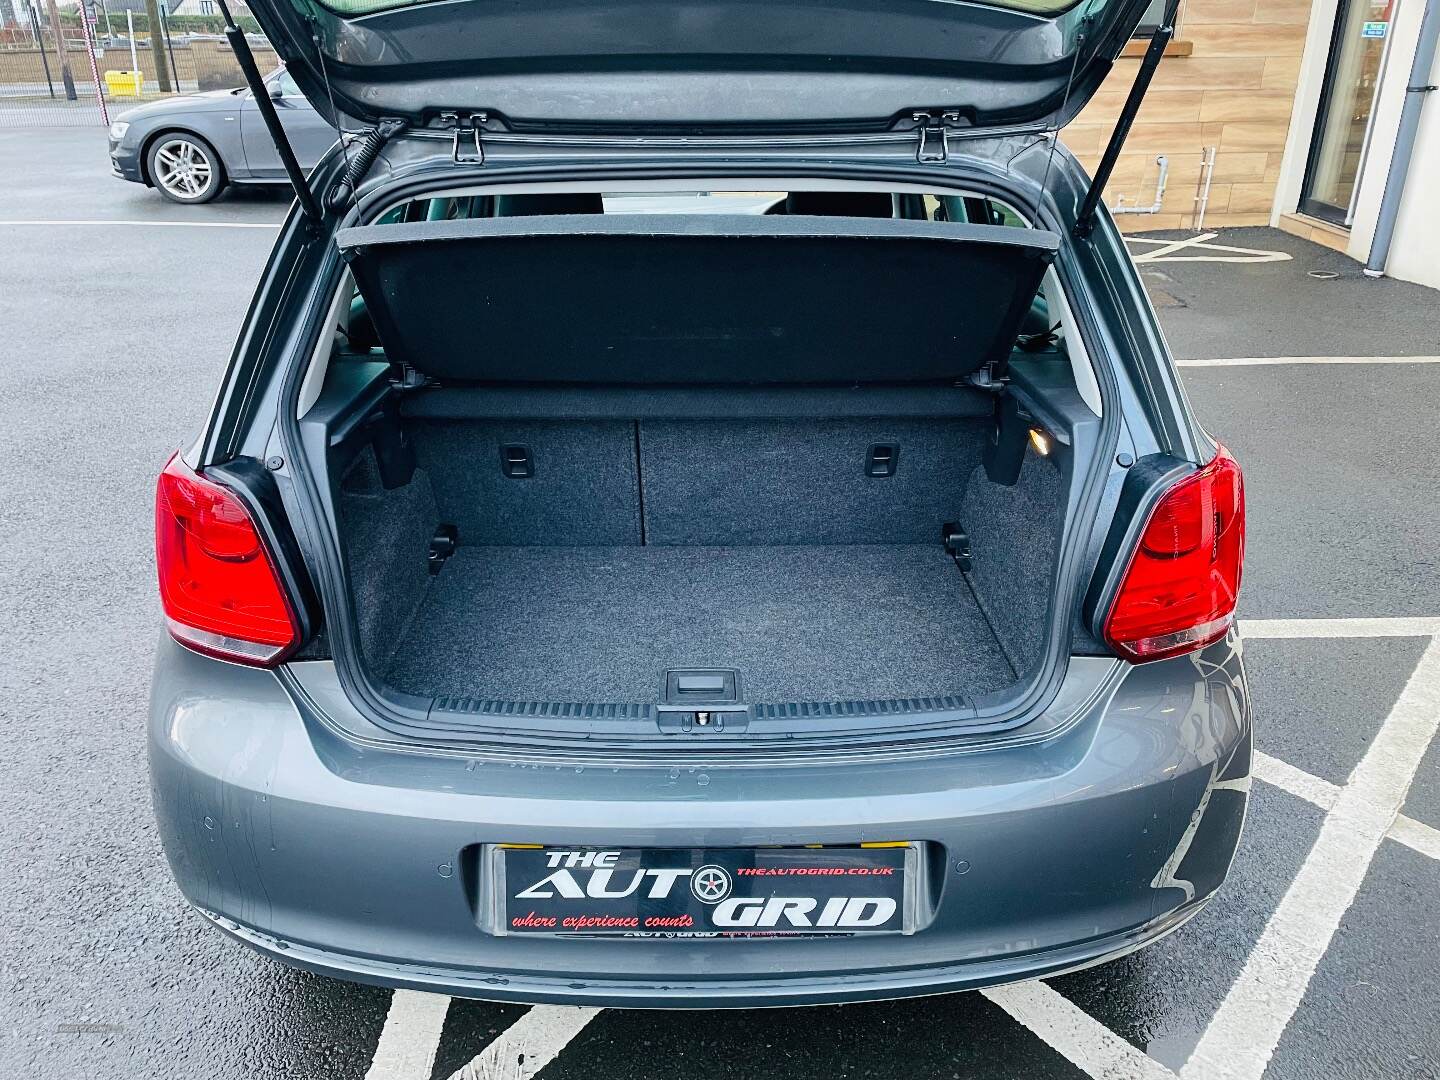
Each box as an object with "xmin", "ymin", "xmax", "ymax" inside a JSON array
[
  {"xmin": 1110, "ymin": 156, "xmax": 1170, "ymax": 215},
  {"xmin": 1193, "ymin": 146, "xmax": 1217, "ymax": 231},
  {"xmin": 1364, "ymin": 0, "xmax": 1440, "ymax": 277}
]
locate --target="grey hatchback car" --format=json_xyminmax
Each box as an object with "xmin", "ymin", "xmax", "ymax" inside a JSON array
[{"xmin": 149, "ymin": 0, "xmax": 1251, "ymax": 1006}]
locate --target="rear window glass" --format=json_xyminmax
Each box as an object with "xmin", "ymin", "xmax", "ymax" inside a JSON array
[{"xmin": 371, "ymin": 189, "xmax": 1027, "ymax": 226}]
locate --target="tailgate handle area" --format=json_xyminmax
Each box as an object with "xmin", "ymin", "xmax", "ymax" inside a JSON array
[
  {"xmin": 663, "ymin": 669, "xmax": 741, "ymax": 705},
  {"xmin": 676, "ymin": 674, "xmax": 726, "ymax": 695}
]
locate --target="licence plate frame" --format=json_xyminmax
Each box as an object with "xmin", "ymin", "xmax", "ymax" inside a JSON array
[{"xmin": 482, "ymin": 844, "xmax": 921, "ymax": 938}]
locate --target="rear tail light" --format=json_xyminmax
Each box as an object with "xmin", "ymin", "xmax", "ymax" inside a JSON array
[
  {"xmin": 155, "ymin": 453, "xmax": 300, "ymax": 666},
  {"xmin": 1103, "ymin": 445, "xmax": 1245, "ymax": 663}
]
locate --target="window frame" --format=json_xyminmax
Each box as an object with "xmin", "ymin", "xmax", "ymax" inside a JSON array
[{"xmin": 1132, "ymin": 0, "xmax": 1180, "ymax": 37}]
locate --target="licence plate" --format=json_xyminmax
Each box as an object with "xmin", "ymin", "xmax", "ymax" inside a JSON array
[{"xmin": 484, "ymin": 845, "xmax": 916, "ymax": 937}]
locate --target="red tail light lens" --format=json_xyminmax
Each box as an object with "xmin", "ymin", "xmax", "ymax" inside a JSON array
[
  {"xmin": 1103, "ymin": 445, "xmax": 1245, "ymax": 663},
  {"xmin": 155, "ymin": 453, "xmax": 300, "ymax": 665}
]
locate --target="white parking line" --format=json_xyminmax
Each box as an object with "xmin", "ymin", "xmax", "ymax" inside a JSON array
[
  {"xmin": 1388, "ymin": 814, "xmax": 1440, "ymax": 862},
  {"xmin": 447, "ymin": 1006, "xmax": 600, "ymax": 1080},
  {"xmin": 983, "ymin": 981, "xmax": 1179, "ymax": 1080},
  {"xmin": 1253, "ymin": 751, "xmax": 1439, "ymax": 861},
  {"xmin": 1178, "ymin": 355, "xmax": 1440, "ymax": 367},
  {"xmin": 1182, "ymin": 635, "xmax": 1440, "ymax": 1080},
  {"xmin": 1241, "ymin": 617, "xmax": 1440, "ymax": 639},
  {"xmin": 1126, "ymin": 233, "xmax": 1292, "ymax": 264},
  {"xmin": 0, "ymin": 218, "xmax": 281, "ymax": 229},
  {"xmin": 1251, "ymin": 752, "xmax": 1340, "ymax": 811},
  {"xmin": 365, "ymin": 990, "xmax": 452, "ymax": 1080}
]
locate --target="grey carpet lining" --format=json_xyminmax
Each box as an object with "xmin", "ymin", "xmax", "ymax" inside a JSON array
[
  {"xmin": 340, "ymin": 411, "xmax": 1066, "ymax": 707},
  {"xmin": 637, "ymin": 418, "xmax": 985, "ymax": 546},
  {"xmin": 336, "ymin": 450, "xmax": 439, "ymax": 673},
  {"xmin": 381, "ymin": 545, "xmax": 1017, "ymax": 705},
  {"xmin": 960, "ymin": 450, "xmax": 1066, "ymax": 675}
]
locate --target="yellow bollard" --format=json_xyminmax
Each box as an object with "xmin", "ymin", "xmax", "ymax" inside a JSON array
[{"xmin": 104, "ymin": 70, "xmax": 145, "ymax": 97}]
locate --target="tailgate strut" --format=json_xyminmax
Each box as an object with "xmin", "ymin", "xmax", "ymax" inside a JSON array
[
  {"xmin": 215, "ymin": 0, "xmax": 322, "ymax": 226},
  {"xmin": 1073, "ymin": 0, "xmax": 1180, "ymax": 239}
]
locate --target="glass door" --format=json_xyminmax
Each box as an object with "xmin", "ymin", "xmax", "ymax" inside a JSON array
[{"xmin": 1300, "ymin": 0, "xmax": 1393, "ymax": 225}]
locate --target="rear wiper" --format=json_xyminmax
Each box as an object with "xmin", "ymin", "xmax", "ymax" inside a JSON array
[{"xmin": 214, "ymin": 0, "xmax": 323, "ymax": 228}]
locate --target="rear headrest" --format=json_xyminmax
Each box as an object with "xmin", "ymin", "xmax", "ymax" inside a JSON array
[
  {"xmin": 784, "ymin": 191, "xmax": 895, "ymax": 218},
  {"xmin": 493, "ymin": 192, "xmax": 605, "ymax": 217}
]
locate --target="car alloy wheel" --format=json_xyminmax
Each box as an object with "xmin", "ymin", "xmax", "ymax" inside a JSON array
[{"xmin": 150, "ymin": 136, "xmax": 222, "ymax": 203}]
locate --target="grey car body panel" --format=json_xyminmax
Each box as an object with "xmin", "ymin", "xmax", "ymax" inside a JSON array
[
  {"xmin": 152, "ymin": 127, "xmax": 1245, "ymax": 1003},
  {"xmin": 204, "ymin": 901, "xmax": 1210, "ymax": 1004},
  {"xmin": 239, "ymin": 91, "xmax": 336, "ymax": 177},
  {"xmin": 242, "ymin": 0, "xmax": 1152, "ymax": 131},
  {"xmin": 150, "ymin": 636, "xmax": 1250, "ymax": 1005},
  {"xmin": 109, "ymin": 76, "xmax": 336, "ymax": 188}
]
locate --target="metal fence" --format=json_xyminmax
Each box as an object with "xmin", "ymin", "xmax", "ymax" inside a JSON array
[{"xmin": 0, "ymin": 6, "xmax": 277, "ymax": 128}]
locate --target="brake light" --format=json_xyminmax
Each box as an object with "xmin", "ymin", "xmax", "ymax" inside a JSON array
[
  {"xmin": 1103, "ymin": 445, "xmax": 1245, "ymax": 663},
  {"xmin": 155, "ymin": 453, "xmax": 300, "ymax": 665}
]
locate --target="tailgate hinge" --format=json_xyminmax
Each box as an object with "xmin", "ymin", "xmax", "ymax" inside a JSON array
[
  {"xmin": 441, "ymin": 112, "xmax": 488, "ymax": 164},
  {"xmin": 913, "ymin": 110, "xmax": 961, "ymax": 164}
]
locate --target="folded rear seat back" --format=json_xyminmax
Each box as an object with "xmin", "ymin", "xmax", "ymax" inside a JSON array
[
  {"xmin": 636, "ymin": 418, "xmax": 986, "ymax": 546},
  {"xmin": 412, "ymin": 419, "xmax": 642, "ymax": 546},
  {"xmin": 406, "ymin": 415, "xmax": 990, "ymax": 549}
]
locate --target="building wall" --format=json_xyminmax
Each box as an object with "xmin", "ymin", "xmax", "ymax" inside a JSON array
[
  {"xmin": 1068, "ymin": 0, "xmax": 1315, "ymax": 231},
  {"xmin": 1381, "ymin": 64, "xmax": 1440, "ymax": 290},
  {"xmin": 1338, "ymin": 0, "xmax": 1439, "ymax": 289},
  {"xmin": 1269, "ymin": 0, "xmax": 1439, "ymax": 288}
]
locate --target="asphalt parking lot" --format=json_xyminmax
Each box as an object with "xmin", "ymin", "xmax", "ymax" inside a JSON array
[{"xmin": 2, "ymin": 127, "xmax": 1438, "ymax": 1080}]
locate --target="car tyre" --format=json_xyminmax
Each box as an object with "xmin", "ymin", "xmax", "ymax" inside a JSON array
[{"xmin": 147, "ymin": 133, "xmax": 226, "ymax": 204}]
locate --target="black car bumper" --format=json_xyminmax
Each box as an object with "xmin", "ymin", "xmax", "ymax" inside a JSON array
[{"xmin": 110, "ymin": 139, "xmax": 144, "ymax": 183}]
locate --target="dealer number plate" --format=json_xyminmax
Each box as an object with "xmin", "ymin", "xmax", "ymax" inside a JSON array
[{"xmin": 484, "ymin": 845, "xmax": 916, "ymax": 937}]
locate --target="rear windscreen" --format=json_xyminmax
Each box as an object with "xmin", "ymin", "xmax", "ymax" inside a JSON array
[{"xmin": 370, "ymin": 189, "xmax": 1030, "ymax": 226}]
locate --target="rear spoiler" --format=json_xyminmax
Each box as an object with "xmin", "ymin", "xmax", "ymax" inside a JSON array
[
  {"xmin": 1074, "ymin": 0, "xmax": 1181, "ymax": 239},
  {"xmin": 215, "ymin": 0, "xmax": 322, "ymax": 227}
]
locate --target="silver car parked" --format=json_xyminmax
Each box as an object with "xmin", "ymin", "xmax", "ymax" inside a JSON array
[{"xmin": 109, "ymin": 68, "xmax": 334, "ymax": 204}]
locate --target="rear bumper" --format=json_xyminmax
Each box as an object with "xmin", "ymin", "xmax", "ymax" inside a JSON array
[
  {"xmin": 200, "ymin": 894, "xmax": 1212, "ymax": 1006},
  {"xmin": 149, "ymin": 636, "xmax": 1251, "ymax": 1007}
]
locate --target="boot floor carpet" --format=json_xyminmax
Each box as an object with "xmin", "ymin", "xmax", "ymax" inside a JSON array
[{"xmin": 382, "ymin": 545, "xmax": 1017, "ymax": 705}]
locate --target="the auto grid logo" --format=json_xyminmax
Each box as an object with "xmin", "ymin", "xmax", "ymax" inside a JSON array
[
  {"xmin": 690, "ymin": 864, "xmax": 732, "ymax": 904},
  {"xmin": 513, "ymin": 850, "xmax": 896, "ymax": 929}
]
